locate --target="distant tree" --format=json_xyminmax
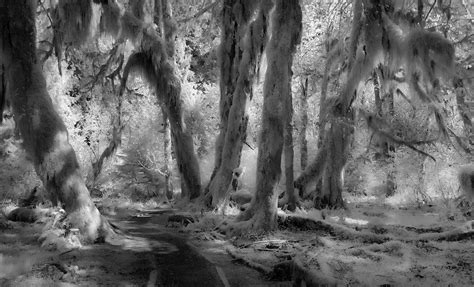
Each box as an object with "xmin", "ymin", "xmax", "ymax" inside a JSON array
[{"xmin": 296, "ymin": 0, "xmax": 456, "ymax": 208}]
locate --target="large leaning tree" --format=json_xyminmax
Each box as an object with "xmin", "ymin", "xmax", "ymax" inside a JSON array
[
  {"xmin": 0, "ymin": 0, "xmax": 205, "ymax": 240},
  {"xmin": 0, "ymin": 0, "xmax": 114, "ymax": 242},
  {"xmin": 46, "ymin": 0, "xmax": 202, "ymax": 199},
  {"xmin": 295, "ymin": 0, "xmax": 457, "ymax": 209},
  {"xmin": 224, "ymin": 0, "xmax": 302, "ymax": 233}
]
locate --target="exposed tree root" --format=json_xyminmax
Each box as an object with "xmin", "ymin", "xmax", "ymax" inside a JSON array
[
  {"xmin": 226, "ymin": 246, "xmax": 273, "ymax": 274},
  {"xmin": 278, "ymin": 194, "xmax": 301, "ymax": 212},
  {"xmin": 291, "ymin": 257, "xmax": 340, "ymax": 287},
  {"xmin": 278, "ymin": 215, "xmax": 474, "ymax": 243},
  {"xmin": 219, "ymin": 215, "xmax": 267, "ymax": 237},
  {"xmin": 226, "ymin": 246, "xmax": 340, "ymax": 286},
  {"xmin": 6, "ymin": 207, "xmax": 40, "ymax": 223},
  {"xmin": 417, "ymin": 220, "xmax": 474, "ymax": 242},
  {"xmin": 167, "ymin": 214, "xmax": 196, "ymax": 227}
]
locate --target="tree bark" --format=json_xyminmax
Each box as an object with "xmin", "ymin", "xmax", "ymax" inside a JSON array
[
  {"xmin": 0, "ymin": 0, "xmax": 111, "ymax": 242},
  {"xmin": 234, "ymin": 0, "xmax": 302, "ymax": 232}
]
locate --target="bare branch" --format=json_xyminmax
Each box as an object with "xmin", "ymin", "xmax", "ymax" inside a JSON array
[{"xmin": 177, "ymin": 0, "xmax": 218, "ymax": 23}]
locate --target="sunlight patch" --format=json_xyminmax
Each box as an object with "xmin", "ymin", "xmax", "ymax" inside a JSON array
[
  {"xmin": 109, "ymin": 235, "xmax": 179, "ymax": 253},
  {"xmin": 343, "ymin": 217, "xmax": 369, "ymax": 226}
]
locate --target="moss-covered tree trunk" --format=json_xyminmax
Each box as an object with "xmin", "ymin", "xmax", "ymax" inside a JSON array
[
  {"xmin": 283, "ymin": 78, "xmax": 297, "ymax": 211},
  {"xmin": 116, "ymin": 0, "xmax": 201, "ymax": 199},
  {"xmin": 162, "ymin": 111, "xmax": 173, "ymax": 199},
  {"xmin": 208, "ymin": 0, "xmax": 271, "ymax": 208},
  {"xmin": 159, "ymin": 0, "xmax": 201, "ymax": 199},
  {"xmin": 318, "ymin": 118, "xmax": 352, "ymax": 209},
  {"xmin": 453, "ymin": 77, "xmax": 474, "ymax": 143},
  {"xmin": 209, "ymin": 0, "xmax": 246, "ymax": 184},
  {"xmin": 298, "ymin": 78, "xmax": 309, "ymax": 170},
  {"xmin": 233, "ymin": 0, "xmax": 301, "ymax": 232},
  {"xmin": 317, "ymin": 48, "xmax": 333, "ymax": 148},
  {"xmin": 0, "ymin": 0, "xmax": 111, "ymax": 242},
  {"xmin": 316, "ymin": 0, "xmax": 383, "ymax": 209},
  {"xmin": 0, "ymin": 64, "xmax": 6, "ymax": 122}
]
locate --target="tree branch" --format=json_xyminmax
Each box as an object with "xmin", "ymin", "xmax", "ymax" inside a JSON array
[{"xmin": 177, "ymin": 0, "xmax": 218, "ymax": 23}]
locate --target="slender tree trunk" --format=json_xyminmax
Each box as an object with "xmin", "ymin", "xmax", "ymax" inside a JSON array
[
  {"xmin": 208, "ymin": 0, "xmax": 271, "ymax": 208},
  {"xmin": 162, "ymin": 111, "xmax": 173, "ymax": 199},
  {"xmin": 155, "ymin": 0, "xmax": 201, "ymax": 199},
  {"xmin": 318, "ymin": 60, "xmax": 331, "ymax": 148},
  {"xmin": 299, "ymin": 77, "xmax": 308, "ymax": 170},
  {"xmin": 235, "ymin": 0, "xmax": 301, "ymax": 231},
  {"xmin": 0, "ymin": 0, "xmax": 112, "ymax": 242},
  {"xmin": 283, "ymin": 77, "xmax": 297, "ymax": 211},
  {"xmin": 372, "ymin": 68, "xmax": 390, "ymax": 158},
  {"xmin": 453, "ymin": 77, "xmax": 473, "ymax": 143},
  {"xmin": 209, "ymin": 0, "xmax": 243, "ymax": 184},
  {"xmin": 374, "ymin": 68, "xmax": 397, "ymax": 196},
  {"xmin": 317, "ymin": 40, "xmax": 343, "ymax": 147},
  {"xmin": 0, "ymin": 64, "xmax": 6, "ymax": 123},
  {"xmin": 92, "ymin": 94, "xmax": 123, "ymax": 181}
]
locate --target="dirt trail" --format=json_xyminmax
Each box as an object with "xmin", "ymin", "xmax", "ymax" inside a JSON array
[
  {"xmin": 120, "ymin": 211, "xmax": 275, "ymax": 286},
  {"xmin": 0, "ymin": 208, "xmax": 276, "ymax": 286}
]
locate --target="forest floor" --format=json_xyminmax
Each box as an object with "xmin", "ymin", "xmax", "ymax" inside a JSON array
[{"xmin": 1, "ymin": 195, "xmax": 473, "ymax": 286}]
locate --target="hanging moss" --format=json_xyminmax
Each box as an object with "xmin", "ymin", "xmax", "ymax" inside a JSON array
[
  {"xmin": 100, "ymin": 0, "xmax": 122, "ymax": 37},
  {"xmin": 55, "ymin": 0, "xmax": 97, "ymax": 45},
  {"xmin": 121, "ymin": 11, "xmax": 145, "ymax": 44},
  {"xmin": 131, "ymin": 0, "xmax": 155, "ymax": 24}
]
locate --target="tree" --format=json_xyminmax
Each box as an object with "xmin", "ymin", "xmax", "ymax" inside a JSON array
[
  {"xmin": 0, "ymin": 0, "xmax": 113, "ymax": 242},
  {"xmin": 226, "ymin": 0, "xmax": 302, "ymax": 233},
  {"xmin": 206, "ymin": 0, "xmax": 271, "ymax": 209},
  {"xmin": 103, "ymin": 0, "xmax": 202, "ymax": 199},
  {"xmin": 311, "ymin": 0, "xmax": 456, "ymax": 208}
]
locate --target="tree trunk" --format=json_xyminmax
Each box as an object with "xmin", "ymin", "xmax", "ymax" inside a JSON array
[
  {"xmin": 318, "ymin": 119, "xmax": 352, "ymax": 209},
  {"xmin": 234, "ymin": 0, "xmax": 302, "ymax": 232},
  {"xmin": 372, "ymin": 68, "xmax": 390, "ymax": 158},
  {"xmin": 162, "ymin": 111, "xmax": 173, "ymax": 199},
  {"xmin": 156, "ymin": 72, "xmax": 201, "ymax": 199},
  {"xmin": 0, "ymin": 0, "xmax": 111, "ymax": 242},
  {"xmin": 318, "ymin": 59, "xmax": 331, "ymax": 148},
  {"xmin": 208, "ymin": 0, "xmax": 270, "ymax": 208},
  {"xmin": 316, "ymin": 0, "xmax": 383, "ymax": 209},
  {"xmin": 453, "ymin": 77, "xmax": 473, "ymax": 143},
  {"xmin": 0, "ymin": 64, "xmax": 6, "ymax": 123},
  {"xmin": 128, "ymin": 0, "xmax": 201, "ymax": 200},
  {"xmin": 92, "ymin": 91, "xmax": 123, "ymax": 181},
  {"xmin": 283, "ymin": 76, "xmax": 297, "ymax": 211},
  {"xmin": 298, "ymin": 77, "xmax": 308, "ymax": 170},
  {"xmin": 317, "ymin": 39, "xmax": 343, "ymax": 148}
]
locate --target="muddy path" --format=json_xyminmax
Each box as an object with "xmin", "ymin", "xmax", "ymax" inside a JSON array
[
  {"xmin": 109, "ymin": 210, "xmax": 278, "ymax": 287},
  {"xmin": 0, "ymin": 208, "xmax": 277, "ymax": 286}
]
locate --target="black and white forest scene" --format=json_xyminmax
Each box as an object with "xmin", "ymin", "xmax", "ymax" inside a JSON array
[{"xmin": 0, "ymin": 0, "xmax": 473, "ymax": 286}]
